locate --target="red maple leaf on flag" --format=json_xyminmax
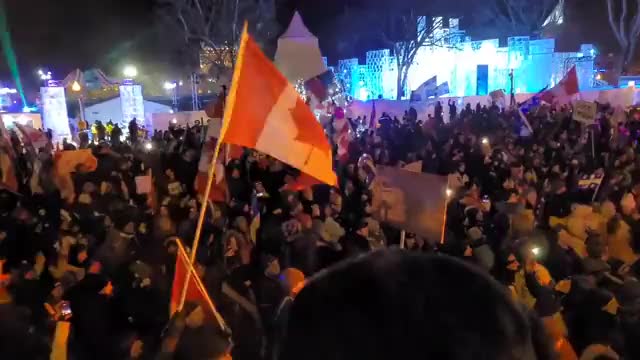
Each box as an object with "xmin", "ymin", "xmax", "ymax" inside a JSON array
[{"xmin": 290, "ymin": 97, "xmax": 331, "ymax": 154}]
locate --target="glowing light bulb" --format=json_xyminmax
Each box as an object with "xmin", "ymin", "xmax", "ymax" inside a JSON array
[{"xmin": 123, "ymin": 65, "xmax": 138, "ymax": 78}]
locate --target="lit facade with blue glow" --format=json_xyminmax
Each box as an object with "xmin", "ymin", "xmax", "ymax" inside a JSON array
[{"xmin": 332, "ymin": 17, "xmax": 596, "ymax": 100}]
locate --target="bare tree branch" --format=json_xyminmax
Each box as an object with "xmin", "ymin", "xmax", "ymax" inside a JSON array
[
  {"xmin": 501, "ymin": 0, "xmax": 518, "ymax": 32},
  {"xmin": 376, "ymin": 12, "xmax": 449, "ymax": 99},
  {"xmin": 483, "ymin": 0, "xmax": 558, "ymax": 36},
  {"xmin": 158, "ymin": 0, "xmax": 279, "ymax": 77},
  {"xmin": 606, "ymin": 0, "xmax": 640, "ymax": 70},
  {"xmin": 608, "ymin": 0, "xmax": 624, "ymax": 45},
  {"xmin": 622, "ymin": 0, "xmax": 629, "ymax": 45}
]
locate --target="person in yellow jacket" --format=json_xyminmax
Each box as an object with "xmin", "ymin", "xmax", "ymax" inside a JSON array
[
  {"xmin": 105, "ymin": 120, "xmax": 114, "ymax": 140},
  {"xmin": 90, "ymin": 122, "xmax": 98, "ymax": 141}
]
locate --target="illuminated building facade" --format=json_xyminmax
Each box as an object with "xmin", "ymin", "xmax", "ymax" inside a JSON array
[{"xmin": 334, "ymin": 17, "xmax": 596, "ymax": 100}]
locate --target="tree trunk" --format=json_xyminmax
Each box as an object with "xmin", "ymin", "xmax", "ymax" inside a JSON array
[
  {"xmin": 396, "ymin": 63, "xmax": 411, "ymax": 100},
  {"xmin": 400, "ymin": 65, "xmax": 411, "ymax": 100},
  {"xmin": 396, "ymin": 71, "xmax": 404, "ymax": 100}
]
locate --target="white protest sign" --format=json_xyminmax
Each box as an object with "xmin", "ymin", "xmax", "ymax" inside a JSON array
[
  {"xmin": 573, "ymin": 100, "xmax": 597, "ymax": 124},
  {"xmin": 135, "ymin": 175, "xmax": 152, "ymax": 194}
]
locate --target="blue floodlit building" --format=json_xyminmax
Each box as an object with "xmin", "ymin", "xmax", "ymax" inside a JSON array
[{"xmin": 331, "ymin": 17, "xmax": 596, "ymax": 100}]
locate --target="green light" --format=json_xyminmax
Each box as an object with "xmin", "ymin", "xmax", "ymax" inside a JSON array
[{"xmin": 0, "ymin": 0, "xmax": 27, "ymax": 107}]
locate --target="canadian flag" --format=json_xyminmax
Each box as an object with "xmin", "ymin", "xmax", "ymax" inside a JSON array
[
  {"xmin": 195, "ymin": 94, "xmax": 243, "ymax": 203},
  {"xmin": 15, "ymin": 124, "xmax": 49, "ymax": 150},
  {"xmin": 170, "ymin": 239, "xmax": 227, "ymax": 330},
  {"xmin": 218, "ymin": 24, "xmax": 337, "ymax": 187},
  {"xmin": 541, "ymin": 66, "xmax": 579, "ymax": 104}
]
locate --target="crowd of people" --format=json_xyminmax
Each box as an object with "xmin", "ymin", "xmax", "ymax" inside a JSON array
[{"xmin": 1, "ymin": 94, "xmax": 640, "ymax": 360}]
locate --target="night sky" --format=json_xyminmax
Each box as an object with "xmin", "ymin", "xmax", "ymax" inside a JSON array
[
  {"xmin": 1, "ymin": 0, "xmax": 610, "ymax": 93},
  {"xmin": 2, "ymin": 0, "xmax": 364, "ymax": 84}
]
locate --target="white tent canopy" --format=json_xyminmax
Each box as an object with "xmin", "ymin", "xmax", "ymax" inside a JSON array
[
  {"xmin": 83, "ymin": 98, "xmax": 172, "ymax": 130},
  {"xmin": 274, "ymin": 11, "xmax": 327, "ymax": 83}
]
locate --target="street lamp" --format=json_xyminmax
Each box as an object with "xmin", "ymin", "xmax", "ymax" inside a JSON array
[
  {"xmin": 164, "ymin": 81, "xmax": 179, "ymax": 111},
  {"xmin": 37, "ymin": 69, "xmax": 52, "ymax": 86},
  {"xmin": 71, "ymin": 81, "xmax": 86, "ymax": 123},
  {"xmin": 71, "ymin": 81, "xmax": 82, "ymax": 92},
  {"xmin": 123, "ymin": 65, "xmax": 138, "ymax": 78}
]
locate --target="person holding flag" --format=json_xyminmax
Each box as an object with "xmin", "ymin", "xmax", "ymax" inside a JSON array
[{"xmin": 173, "ymin": 21, "xmax": 338, "ymax": 355}]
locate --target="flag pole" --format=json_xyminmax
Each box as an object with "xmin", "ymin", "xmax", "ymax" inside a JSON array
[
  {"xmin": 440, "ymin": 180, "xmax": 450, "ymax": 244},
  {"xmin": 175, "ymin": 239, "xmax": 228, "ymax": 331},
  {"xmin": 178, "ymin": 22, "xmax": 250, "ymax": 312},
  {"xmin": 440, "ymin": 200, "xmax": 448, "ymax": 244},
  {"xmin": 176, "ymin": 136, "xmax": 224, "ymax": 311}
]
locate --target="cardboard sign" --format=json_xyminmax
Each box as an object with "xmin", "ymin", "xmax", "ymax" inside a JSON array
[
  {"xmin": 573, "ymin": 100, "xmax": 597, "ymax": 124},
  {"xmin": 371, "ymin": 166, "xmax": 447, "ymax": 241},
  {"xmin": 135, "ymin": 175, "xmax": 152, "ymax": 194}
]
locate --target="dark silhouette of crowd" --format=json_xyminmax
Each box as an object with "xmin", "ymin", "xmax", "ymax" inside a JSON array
[{"xmin": 1, "ymin": 98, "xmax": 640, "ymax": 360}]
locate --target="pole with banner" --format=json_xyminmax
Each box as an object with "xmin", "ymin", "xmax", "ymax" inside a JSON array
[
  {"xmin": 441, "ymin": 179, "xmax": 452, "ymax": 244},
  {"xmin": 178, "ymin": 124, "xmax": 224, "ymax": 312},
  {"xmin": 591, "ymin": 126, "xmax": 596, "ymax": 163},
  {"xmin": 572, "ymin": 100, "xmax": 598, "ymax": 162},
  {"xmin": 177, "ymin": 23, "xmax": 250, "ymax": 312}
]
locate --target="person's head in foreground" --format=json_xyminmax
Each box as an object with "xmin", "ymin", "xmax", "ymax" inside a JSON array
[{"xmin": 280, "ymin": 249, "xmax": 554, "ymax": 360}]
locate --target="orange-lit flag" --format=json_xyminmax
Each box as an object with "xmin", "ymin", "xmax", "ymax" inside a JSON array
[
  {"xmin": 0, "ymin": 136, "xmax": 17, "ymax": 192},
  {"xmin": 54, "ymin": 149, "xmax": 98, "ymax": 203},
  {"xmin": 170, "ymin": 240, "xmax": 227, "ymax": 331},
  {"xmin": 0, "ymin": 152, "xmax": 17, "ymax": 192},
  {"xmin": 219, "ymin": 23, "xmax": 337, "ymax": 187},
  {"xmin": 54, "ymin": 149, "xmax": 97, "ymax": 174}
]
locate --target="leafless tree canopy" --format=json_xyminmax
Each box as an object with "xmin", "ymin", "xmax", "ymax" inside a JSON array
[
  {"xmin": 484, "ymin": 0, "xmax": 558, "ymax": 36},
  {"xmin": 157, "ymin": 0, "xmax": 279, "ymax": 76},
  {"xmin": 607, "ymin": 0, "xmax": 640, "ymax": 70},
  {"xmin": 378, "ymin": 13, "xmax": 446, "ymax": 100}
]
